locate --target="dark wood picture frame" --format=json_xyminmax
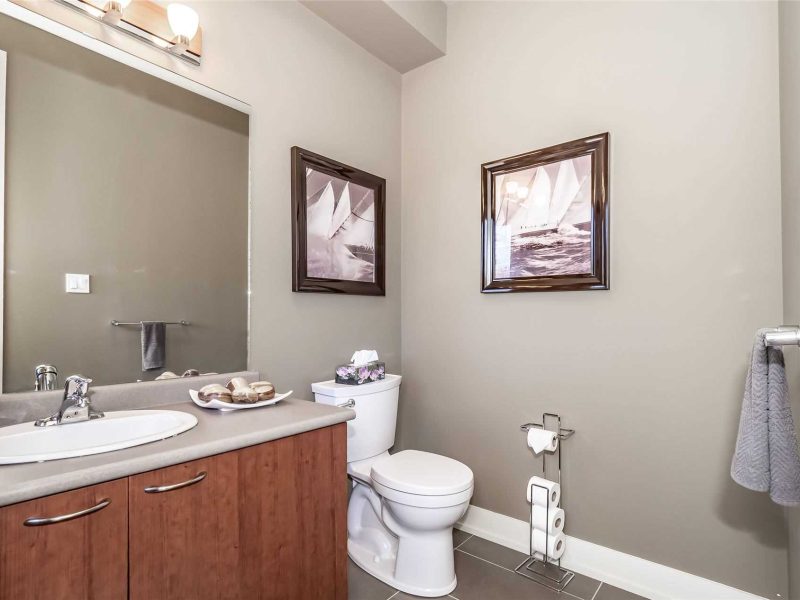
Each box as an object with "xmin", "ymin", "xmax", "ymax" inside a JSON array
[
  {"xmin": 481, "ymin": 133, "xmax": 609, "ymax": 293},
  {"xmin": 291, "ymin": 147, "xmax": 386, "ymax": 295}
]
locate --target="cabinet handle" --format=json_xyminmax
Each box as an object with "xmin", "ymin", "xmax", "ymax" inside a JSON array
[
  {"xmin": 144, "ymin": 471, "xmax": 207, "ymax": 494},
  {"xmin": 337, "ymin": 399, "xmax": 355, "ymax": 408},
  {"xmin": 23, "ymin": 498, "xmax": 111, "ymax": 527}
]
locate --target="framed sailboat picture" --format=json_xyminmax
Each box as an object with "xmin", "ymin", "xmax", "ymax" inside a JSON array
[
  {"xmin": 481, "ymin": 133, "xmax": 609, "ymax": 292},
  {"xmin": 291, "ymin": 147, "xmax": 386, "ymax": 295}
]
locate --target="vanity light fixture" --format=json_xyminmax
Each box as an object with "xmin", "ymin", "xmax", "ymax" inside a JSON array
[
  {"xmin": 41, "ymin": 0, "xmax": 203, "ymax": 65},
  {"xmin": 167, "ymin": 4, "xmax": 199, "ymax": 54}
]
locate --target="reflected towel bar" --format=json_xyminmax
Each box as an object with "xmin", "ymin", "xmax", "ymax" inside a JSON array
[
  {"xmin": 764, "ymin": 326, "xmax": 800, "ymax": 347},
  {"xmin": 111, "ymin": 320, "xmax": 190, "ymax": 327}
]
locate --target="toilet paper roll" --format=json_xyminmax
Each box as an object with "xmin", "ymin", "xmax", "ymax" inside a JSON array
[
  {"xmin": 531, "ymin": 529, "xmax": 566, "ymax": 561},
  {"xmin": 527, "ymin": 428, "xmax": 558, "ymax": 454},
  {"xmin": 531, "ymin": 551, "xmax": 557, "ymax": 564},
  {"xmin": 526, "ymin": 476, "xmax": 561, "ymax": 507},
  {"xmin": 531, "ymin": 505, "xmax": 565, "ymax": 534}
]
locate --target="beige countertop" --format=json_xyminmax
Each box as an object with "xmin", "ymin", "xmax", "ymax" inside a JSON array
[{"xmin": 0, "ymin": 397, "xmax": 354, "ymax": 507}]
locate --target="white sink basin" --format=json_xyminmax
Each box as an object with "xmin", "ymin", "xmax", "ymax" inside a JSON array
[{"xmin": 0, "ymin": 410, "xmax": 198, "ymax": 464}]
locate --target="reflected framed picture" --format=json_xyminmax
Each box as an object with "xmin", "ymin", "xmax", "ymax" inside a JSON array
[
  {"xmin": 291, "ymin": 147, "xmax": 386, "ymax": 295},
  {"xmin": 481, "ymin": 133, "xmax": 609, "ymax": 293}
]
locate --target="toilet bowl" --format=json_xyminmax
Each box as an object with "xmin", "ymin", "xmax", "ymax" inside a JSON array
[{"xmin": 312, "ymin": 375, "xmax": 474, "ymax": 597}]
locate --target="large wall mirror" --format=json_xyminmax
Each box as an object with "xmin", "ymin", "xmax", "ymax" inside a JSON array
[{"xmin": 0, "ymin": 13, "xmax": 250, "ymax": 393}]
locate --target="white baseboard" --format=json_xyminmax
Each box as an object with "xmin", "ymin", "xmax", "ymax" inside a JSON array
[{"xmin": 456, "ymin": 505, "xmax": 767, "ymax": 600}]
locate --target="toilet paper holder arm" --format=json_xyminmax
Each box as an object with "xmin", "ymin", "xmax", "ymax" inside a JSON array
[{"xmin": 520, "ymin": 420, "xmax": 575, "ymax": 440}]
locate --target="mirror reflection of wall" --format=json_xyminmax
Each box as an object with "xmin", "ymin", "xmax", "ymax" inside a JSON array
[{"xmin": 0, "ymin": 14, "xmax": 249, "ymax": 393}]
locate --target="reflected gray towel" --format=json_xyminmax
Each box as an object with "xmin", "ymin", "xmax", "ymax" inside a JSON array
[
  {"xmin": 731, "ymin": 329, "xmax": 800, "ymax": 506},
  {"xmin": 141, "ymin": 321, "xmax": 166, "ymax": 371}
]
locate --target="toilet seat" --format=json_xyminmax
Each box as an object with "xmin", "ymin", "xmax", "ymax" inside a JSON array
[
  {"xmin": 370, "ymin": 450, "xmax": 473, "ymax": 508},
  {"xmin": 371, "ymin": 450, "xmax": 473, "ymax": 495},
  {"xmin": 372, "ymin": 479, "xmax": 474, "ymax": 508}
]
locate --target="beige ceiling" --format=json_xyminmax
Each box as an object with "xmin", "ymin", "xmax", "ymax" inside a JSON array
[{"xmin": 300, "ymin": 0, "xmax": 447, "ymax": 73}]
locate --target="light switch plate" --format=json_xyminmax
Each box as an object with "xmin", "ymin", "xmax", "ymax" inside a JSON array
[{"xmin": 65, "ymin": 273, "xmax": 90, "ymax": 294}]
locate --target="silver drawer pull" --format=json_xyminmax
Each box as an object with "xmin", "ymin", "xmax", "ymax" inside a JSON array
[
  {"xmin": 24, "ymin": 498, "xmax": 111, "ymax": 527},
  {"xmin": 337, "ymin": 399, "xmax": 355, "ymax": 408},
  {"xmin": 144, "ymin": 471, "xmax": 207, "ymax": 494}
]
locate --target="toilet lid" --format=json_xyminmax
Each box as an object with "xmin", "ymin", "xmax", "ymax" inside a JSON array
[{"xmin": 370, "ymin": 450, "xmax": 473, "ymax": 496}]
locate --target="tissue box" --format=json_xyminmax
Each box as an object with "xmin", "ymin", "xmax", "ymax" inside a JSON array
[{"xmin": 335, "ymin": 361, "xmax": 386, "ymax": 385}]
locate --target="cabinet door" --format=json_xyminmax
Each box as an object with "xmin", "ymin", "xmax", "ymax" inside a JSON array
[
  {"xmin": 236, "ymin": 423, "xmax": 348, "ymax": 600},
  {"xmin": 129, "ymin": 424, "xmax": 348, "ymax": 600},
  {"xmin": 128, "ymin": 451, "xmax": 240, "ymax": 600},
  {"xmin": 0, "ymin": 478, "xmax": 128, "ymax": 600}
]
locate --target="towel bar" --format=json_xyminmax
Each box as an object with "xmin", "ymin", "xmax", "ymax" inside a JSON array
[
  {"xmin": 111, "ymin": 320, "xmax": 190, "ymax": 327},
  {"xmin": 764, "ymin": 326, "xmax": 800, "ymax": 347}
]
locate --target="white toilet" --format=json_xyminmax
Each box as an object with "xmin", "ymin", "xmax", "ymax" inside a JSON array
[{"xmin": 312, "ymin": 374, "xmax": 473, "ymax": 597}]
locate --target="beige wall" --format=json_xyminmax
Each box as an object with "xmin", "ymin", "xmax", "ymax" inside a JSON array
[
  {"xmin": 196, "ymin": 1, "xmax": 402, "ymax": 396},
  {"xmin": 399, "ymin": 2, "xmax": 786, "ymax": 597},
  {"xmin": 1, "ymin": 15, "xmax": 249, "ymax": 391},
  {"xmin": 780, "ymin": 2, "xmax": 800, "ymax": 598},
  {"xmin": 1, "ymin": 1, "xmax": 402, "ymax": 398}
]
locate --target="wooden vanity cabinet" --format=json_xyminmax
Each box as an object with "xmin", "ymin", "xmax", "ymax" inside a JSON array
[
  {"xmin": 128, "ymin": 451, "xmax": 240, "ymax": 600},
  {"xmin": 0, "ymin": 423, "xmax": 347, "ymax": 600},
  {"xmin": 0, "ymin": 479, "xmax": 129, "ymax": 600},
  {"xmin": 129, "ymin": 423, "xmax": 347, "ymax": 599}
]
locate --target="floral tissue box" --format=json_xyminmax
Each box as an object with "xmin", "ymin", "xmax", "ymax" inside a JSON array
[{"xmin": 335, "ymin": 361, "xmax": 386, "ymax": 385}]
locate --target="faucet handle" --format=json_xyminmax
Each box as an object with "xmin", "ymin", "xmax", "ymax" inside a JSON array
[{"xmin": 64, "ymin": 375, "xmax": 92, "ymax": 399}]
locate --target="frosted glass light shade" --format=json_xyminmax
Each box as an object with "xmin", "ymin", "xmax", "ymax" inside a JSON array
[{"xmin": 167, "ymin": 3, "xmax": 199, "ymax": 40}]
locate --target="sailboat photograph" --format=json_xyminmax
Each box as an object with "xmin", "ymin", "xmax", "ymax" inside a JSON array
[
  {"xmin": 493, "ymin": 155, "xmax": 592, "ymax": 279},
  {"xmin": 292, "ymin": 147, "xmax": 386, "ymax": 295},
  {"xmin": 481, "ymin": 133, "xmax": 609, "ymax": 293},
  {"xmin": 305, "ymin": 168, "xmax": 376, "ymax": 282}
]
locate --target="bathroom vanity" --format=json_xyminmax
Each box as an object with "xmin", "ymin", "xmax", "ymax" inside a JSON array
[
  {"xmin": 0, "ymin": 10, "xmax": 352, "ymax": 600},
  {"xmin": 0, "ymin": 395, "xmax": 352, "ymax": 600}
]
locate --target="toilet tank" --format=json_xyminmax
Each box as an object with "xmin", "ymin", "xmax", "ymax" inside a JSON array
[{"xmin": 312, "ymin": 374, "xmax": 402, "ymax": 463}]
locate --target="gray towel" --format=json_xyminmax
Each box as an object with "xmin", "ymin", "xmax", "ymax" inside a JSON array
[
  {"xmin": 731, "ymin": 329, "xmax": 800, "ymax": 506},
  {"xmin": 141, "ymin": 321, "xmax": 166, "ymax": 371}
]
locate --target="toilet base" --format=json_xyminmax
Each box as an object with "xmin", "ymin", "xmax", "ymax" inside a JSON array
[
  {"xmin": 348, "ymin": 538, "xmax": 457, "ymax": 598},
  {"xmin": 347, "ymin": 481, "xmax": 460, "ymax": 598}
]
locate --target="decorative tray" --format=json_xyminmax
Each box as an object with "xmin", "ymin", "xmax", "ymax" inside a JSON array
[{"xmin": 189, "ymin": 389, "xmax": 292, "ymax": 412}]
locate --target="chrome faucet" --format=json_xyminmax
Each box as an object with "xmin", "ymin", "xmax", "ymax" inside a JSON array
[
  {"xmin": 34, "ymin": 375, "xmax": 104, "ymax": 427},
  {"xmin": 34, "ymin": 364, "xmax": 58, "ymax": 391}
]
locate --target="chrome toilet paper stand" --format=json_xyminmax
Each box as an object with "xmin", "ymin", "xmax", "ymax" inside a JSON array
[{"xmin": 518, "ymin": 413, "xmax": 575, "ymax": 592}]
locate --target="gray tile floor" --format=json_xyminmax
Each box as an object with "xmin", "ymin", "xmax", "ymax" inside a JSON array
[{"xmin": 348, "ymin": 530, "xmax": 648, "ymax": 600}]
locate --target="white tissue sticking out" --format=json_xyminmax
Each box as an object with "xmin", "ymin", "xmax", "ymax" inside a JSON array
[
  {"xmin": 351, "ymin": 350, "xmax": 379, "ymax": 366},
  {"xmin": 527, "ymin": 428, "xmax": 558, "ymax": 454}
]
